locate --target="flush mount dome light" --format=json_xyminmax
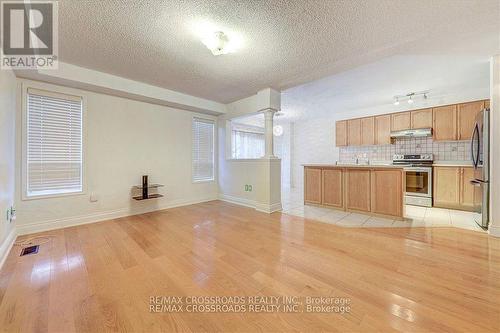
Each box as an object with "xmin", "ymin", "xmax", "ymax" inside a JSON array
[
  {"xmin": 202, "ymin": 31, "xmax": 231, "ymax": 55},
  {"xmin": 273, "ymin": 125, "xmax": 283, "ymax": 136}
]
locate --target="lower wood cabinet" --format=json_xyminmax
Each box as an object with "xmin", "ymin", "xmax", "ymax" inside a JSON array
[
  {"xmin": 304, "ymin": 166, "xmax": 404, "ymax": 219},
  {"xmin": 433, "ymin": 166, "xmax": 475, "ymax": 211},
  {"xmin": 304, "ymin": 167, "xmax": 322, "ymax": 204},
  {"xmin": 322, "ymin": 169, "xmax": 343, "ymax": 208},
  {"xmin": 370, "ymin": 169, "xmax": 403, "ymax": 217},
  {"xmin": 345, "ymin": 169, "xmax": 371, "ymax": 212}
]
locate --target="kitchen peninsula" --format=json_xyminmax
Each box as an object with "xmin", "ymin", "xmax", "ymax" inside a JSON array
[{"xmin": 303, "ymin": 164, "xmax": 405, "ymax": 220}]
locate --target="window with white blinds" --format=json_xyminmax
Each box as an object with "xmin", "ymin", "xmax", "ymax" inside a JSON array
[
  {"xmin": 25, "ymin": 88, "xmax": 83, "ymax": 197},
  {"xmin": 192, "ymin": 118, "xmax": 215, "ymax": 182}
]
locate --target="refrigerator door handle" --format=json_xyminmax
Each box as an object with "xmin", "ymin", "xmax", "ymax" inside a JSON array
[{"xmin": 471, "ymin": 124, "xmax": 480, "ymax": 168}]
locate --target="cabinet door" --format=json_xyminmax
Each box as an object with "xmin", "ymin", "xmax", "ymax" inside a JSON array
[
  {"xmin": 375, "ymin": 115, "xmax": 391, "ymax": 145},
  {"xmin": 433, "ymin": 105, "xmax": 457, "ymax": 141},
  {"xmin": 458, "ymin": 101, "xmax": 484, "ymax": 141},
  {"xmin": 370, "ymin": 169, "xmax": 403, "ymax": 217},
  {"xmin": 411, "ymin": 108, "xmax": 433, "ymax": 129},
  {"xmin": 322, "ymin": 169, "xmax": 343, "ymax": 208},
  {"xmin": 433, "ymin": 167, "xmax": 460, "ymax": 208},
  {"xmin": 304, "ymin": 168, "xmax": 322, "ymax": 204},
  {"xmin": 347, "ymin": 119, "xmax": 361, "ymax": 146},
  {"xmin": 361, "ymin": 117, "xmax": 375, "ymax": 146},
  {"xmin": 460, "ymin": 167, "xmax": 475, "ymax": 209},
  {"xmin": 336, "ymin": 120, "xmax": 347, "ymax": 147},
  {"xmin": 485, "ymin": 100, "xmax": 490, "ymax": 109},
  {"xmin": 345, "ymin": 169, "xmax": 371, "ymax": 212},
  {"xmin": 391, "ymin": 112, "xmax": 411, "ymax": 131}
]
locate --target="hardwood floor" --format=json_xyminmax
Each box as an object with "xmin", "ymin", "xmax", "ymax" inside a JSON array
[{"xmin": 1, "ymin": 200, "xmax": 499, "ymax": 332}]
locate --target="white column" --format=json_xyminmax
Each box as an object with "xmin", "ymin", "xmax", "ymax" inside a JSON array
[
  {"xmin": 489, "ymin": 55, "xmax": 500, "ymax": 237},
  {"xmin": 263, "ymin": 108, "xmax": 276, "ymax": 158}
]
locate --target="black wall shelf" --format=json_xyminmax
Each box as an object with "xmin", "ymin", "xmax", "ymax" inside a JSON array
[{"xmin": 132, "ymin": 175, "xmax": 163, "ymax": 200}]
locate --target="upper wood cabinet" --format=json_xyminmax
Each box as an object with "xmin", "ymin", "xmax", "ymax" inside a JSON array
[
  {"xmin": 335, "ymin": 120, "xmax": 347, "ymax": 147},
  {"xmin": 485, "ymin": 99, "xmax": 490, "ymax": 109},
  {"xmin": 322, "ymin": 169, "xmax": 343, "ymax": 208},
  {"xmin": 347, "ymin": 119, "xmax": 361, "ymax": 146},
  {"xmin": 370, "ymin": 169, "xmax": 403, "ymax": 217},
  {"xmin": 375, "ymin": 115, "xmax": 391, "ymax": 145},
  {"xmin": 433, "ymin": 105, "xmax": 457, "ymax": 141},
  {"xmin": 345, "ymin": 169, "xmax": 371, "ymax": 212},
  {"xmin": 391, "ymin": 112, "xmax": 411, "ymax": 131},
  {"xmin": 304, "ymin": 167, "xmax": 322, "ymax": 204},
  {"xmin": 458, "ymin": 101, "xmax": 484, "ymax": 141},
  {"xmin": 360, "ymin": 117, "xmax": 375, "ymax": 146},
  {"xmin": 410, "ymin": 108, "xmax": 433, "ymax": 129}
]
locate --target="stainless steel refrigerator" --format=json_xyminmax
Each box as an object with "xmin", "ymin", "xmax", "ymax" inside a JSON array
[{"xmin": 470, "ymin": 107, "xmax": 490, "ymax": 228}]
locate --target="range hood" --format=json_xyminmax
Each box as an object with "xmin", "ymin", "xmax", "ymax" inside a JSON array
[{"xmin": 390, "ymin": 128, "xmax": 432, "ymax": 138}]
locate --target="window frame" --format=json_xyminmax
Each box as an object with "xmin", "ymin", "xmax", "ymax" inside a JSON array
[
  {"xmin": 21, "ymin": 82, "xmax": 87, "ymax": 200},
  {"xmin": 191, "ymin": 116, "xmax": 216, "ymax": 183}
]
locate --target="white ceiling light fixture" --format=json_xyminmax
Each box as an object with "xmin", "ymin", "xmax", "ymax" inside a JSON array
[
  {"xmin": 202, "ymin": 31, "xmax": 230, "ymax": 56},
  {"xmin": 273, "ymin": 125, "xmax": 283, "ymax": 136},
  {"xmin": 393, "ymin": 91, "xmax": 429, "ymax": 106}
]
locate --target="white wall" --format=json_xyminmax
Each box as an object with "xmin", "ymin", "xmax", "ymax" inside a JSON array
[
  {"xmin": 489, "ymin": 55, "xmax": 500, "ymax": 237},
  {"xmin": 15, "ymin": 80, "xmax": 218, "ymax": 235},
  {"xmin": 289, "ymin": 92, "xmax": 491, "ymax": 189},
  {"xmin": 0, "ymin": 68, "xmax": 17, "ymax": 266}
]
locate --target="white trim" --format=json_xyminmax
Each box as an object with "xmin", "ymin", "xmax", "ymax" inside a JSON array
[
  {"xmin": 0, "ymin": 229, "xmax": 17, "ymax": 270},
  {"xmin": 255, "ymin": 202, "xmax": 282, "ymax": 214},
  {"xmin": 488, "ymin": 224, "xmax": 500, "ymax": 238},
  {"xmin": 16, "ymin": 196, "xmax": 218, "ymax": 236},
  {"xmin": 218, "ymin": 194, "xmax": 257, "ymax": 209}
]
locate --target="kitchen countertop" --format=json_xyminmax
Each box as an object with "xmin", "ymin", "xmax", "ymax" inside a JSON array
[{"xmin": 302, "ymin": 163, "xmax": 404, "ymax": 169}]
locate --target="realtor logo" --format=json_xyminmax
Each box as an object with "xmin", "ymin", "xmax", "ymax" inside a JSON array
[{"xmin": 1, "ymin": 1, "xmax": 58, "ymax": 69}]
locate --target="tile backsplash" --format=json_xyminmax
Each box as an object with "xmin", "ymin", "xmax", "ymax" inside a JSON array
[{"xmin": 339, "ymin": 137, "xmax": 471, "ymax": 162}]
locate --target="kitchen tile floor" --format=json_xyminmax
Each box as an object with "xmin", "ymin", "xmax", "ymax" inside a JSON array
[{"xmin": 281, "ymin": 187, "xmax": 486, "ymax": 232}]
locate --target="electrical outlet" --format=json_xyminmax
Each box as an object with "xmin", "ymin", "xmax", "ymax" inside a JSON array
[
  {"xmin": 244, "ymin": 185, "xmax": 249, "ymax": 192},
  {"xmin": 6, "ymin": 206, "xmax": 15, "ymax": 223},
  {"xmin": 248, "ymin": 185, "xmax": 252, "ymax": 192},
  {"xmin": 90, "ymin": 193, "xmax": 99, "ymax": 202}
]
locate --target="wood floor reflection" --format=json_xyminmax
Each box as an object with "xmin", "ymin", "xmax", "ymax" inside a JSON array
[{"xmin": 1, "ymin": 200, "xmax": 499, "ymax": 332}]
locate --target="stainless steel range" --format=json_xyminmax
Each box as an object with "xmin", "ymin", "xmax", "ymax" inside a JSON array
[{"xmin": 393, "ymin": 154, "xmax": 433, "ymax": 207}]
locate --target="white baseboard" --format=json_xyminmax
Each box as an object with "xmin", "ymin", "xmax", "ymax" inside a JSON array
[
  {"xmin": 488, "ymin": 224, "xmax": 500, "ymax": 237},
  {"xmin": 255, "ymin": 202, "xmax": 282, "ymax": 214},
  {"xmin": 218, "ymin": 194, "xmax": 256, "ymax": 209},
  {"xmin": 17, "ymin": 196, "xmax": 218, "ymax": 236},
  {"xmin": 0, "ymin": 228, "xmax": 17, "ymax": 270}
]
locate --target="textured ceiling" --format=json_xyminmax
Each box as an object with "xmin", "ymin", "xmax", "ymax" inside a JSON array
[{"xmin": 58, "ymin": 0, "xmax": 500, "ymax": 103}]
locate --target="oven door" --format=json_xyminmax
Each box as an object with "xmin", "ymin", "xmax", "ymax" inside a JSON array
[{"xmin": 404, "ymin": 167, "xmax": 432, "ymax": 197}]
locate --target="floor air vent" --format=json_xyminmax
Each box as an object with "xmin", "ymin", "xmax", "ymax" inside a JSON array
[{"xmin": 20, "ymin": 245, "xmax": 39, "ymax": 256}]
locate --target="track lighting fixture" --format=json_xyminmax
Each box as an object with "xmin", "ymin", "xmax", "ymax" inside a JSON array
[{"xmin": 393, "ymin": 91, "xmax": 429, "ymax": 106}]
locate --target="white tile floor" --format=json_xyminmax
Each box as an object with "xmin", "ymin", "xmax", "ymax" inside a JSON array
[{"xmin": 282, "ymin": 187, "xmax": 486, "ymax": 232}]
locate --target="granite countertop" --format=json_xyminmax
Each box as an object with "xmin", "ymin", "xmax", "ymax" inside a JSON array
[
  {"xmin": 432, "ymin": 161, "xmax": 473, "ymax": 167},
  {"xmin": 302, "ymin": 163, "xmax": 404, "ymax": 169}
]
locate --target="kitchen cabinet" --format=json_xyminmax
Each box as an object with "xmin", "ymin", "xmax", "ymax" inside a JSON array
[
  {"xmin": 433, "ymin": 166, "xmax": 475, "ymax": 211},
  {"xmin": 304, "ymin": 167, "xmax": 322, "ymax": 204},
  {"xmin": 485, "ymin": 99, "xmax": 490, "ymax": 109},
  {"xmin": 410, "ymin": 108, "xmax": 433, "ymax": 129},
  {"xmin": 375, "ymin": 115, "xmax": 391, "ymax": 145},
  {"xmin": 360, "ymin": 117, "xmax": 375, "ymax": 146},
  {"xmin": 433, "ymin": 105, "xmax": 457, "ymax": 141},
  {"xmin": 458, "ymin": 101, "xmax": 484, "ymax": 140},
  {"xmin": 336, "ymin": 120, "xmax": 347, "ymax": 147},
  {"xmin": 345, "ymin": 169, "xmax": 371, "ymax": 212},
  {"xmin": 322, "ymin": 168, "xmax": 343, "ymax": 208},
  {"xmin": 370, "ymin": 169, "xmax": 403, "ymax": 217},
  {"xmin": 347, "ymin": 119, "xmax": 361, "ymax": 146},
  {"xmin": 391, "ymin": 112, "xmax": 411, "ymax": 131},
  {"xmin": 460, "ymin": 167, "xmax": 475, "ymax": 209}
]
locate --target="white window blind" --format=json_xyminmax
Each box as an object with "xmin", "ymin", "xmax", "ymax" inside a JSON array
[
  {"xmin": 26, "ymin": 88, "xmax": 83, "ymax": 197},
  {"xmin": 192, "ymin": 118, "xmax": 215, "ymax": 182}
]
